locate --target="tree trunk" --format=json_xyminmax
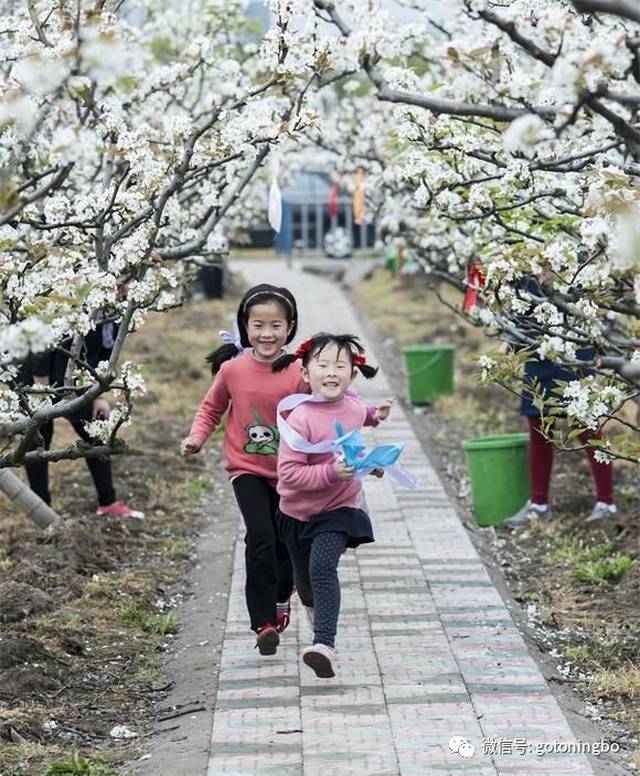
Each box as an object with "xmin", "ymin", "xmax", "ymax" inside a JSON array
[{"xmin": 0, "ymin": 470, "xmax": 59, "ymax": 528}]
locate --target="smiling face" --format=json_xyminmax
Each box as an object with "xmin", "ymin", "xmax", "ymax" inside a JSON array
[
  {"xmin": 245, "ymin": 301, "xmax": 293, "ymax": 361},
  {"xmin": 302, "ymin": 342, "xmax": 356, "ymax": 401}
]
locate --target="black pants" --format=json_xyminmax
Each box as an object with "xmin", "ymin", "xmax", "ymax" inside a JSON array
[
  {"xmin": 232, "ymin": 474, "xmax": 294, "ymax": 631},
  {"xmin": 25, "ymin": 403, "xmax": 116, "ymax": 507},
  {"xmin": 278, "ymin": 513, "xmax": 348, "ymax": 649}
]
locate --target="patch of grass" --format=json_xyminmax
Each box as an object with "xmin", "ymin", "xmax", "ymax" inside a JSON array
[
  {"xmin": 82, "ymin": 575, "xmax": 119, "ymax": 602},
  {"xmin": 0, "ymin": 748, "xmax": 62, "ymax": 776},
  {"xmin": 0, "ymin": 750, "xmax": 30, "ymax": 776},
  {"xmin": 117, "ymin": 604, "xmax": 178, "ymax": 636},
  {"xmin": 183, "ymin": 476, "xmax": 208, "ymax": 499},
  {"xmin": 142, "ymin": 353, "xmax": 191, "ymax": 375},
  {"xmin": 116, "ymin": 604, "xmax": 148, "ymax": 627},
  {"xmin": 564, "ymin": 645, "xmax": 591, "ymax": 662},
  {"xmin": 148, "ymin": 612, "xmax": 178, "ymax": 636},
  {"xmin": 163, "ymin": 537, "xmax": 190, "ymax": 560},
  {"xmin": 135, "ymin": 654, "xmax": 163, "ymax": 685},
  {"xmin": 436, "ymin": 395, "xmax": 515, "ymax": 435},
  {"xmin": 546, "ymin": 536, "xmax": 615, "ymax": 566},
  {"xmin": 590, "ymin": 664, "xmax": 640, "ymax": 700},
  {"xmin": 433, "ymin": 394, "xmax": 480, "ymax": 430},
  {"xmin": 476, "ymin": 407, "xmax": 511, "ymax": 436},
  {"xmin": 44, "ymin": 752, "xmax": 120, "ymax": 776},
  {"xmin": 575, "ymin": 555, "xmax": 637, "ymax": 587},
  {"xmin": 619, "ymin": 484, "xmax": 638, "ymax": 499},
  {"xmin": 4, "ymin": 766, "xmax": 29, "ymax": 776},
  {"xmin": 32, "ymin": 614, "xmax": 60, "ymax": 635},
  {"xmin": 164, "ymin": 332, "xmax": 190, "ymax": 347},
  {"xmin": 0, "ymin": 547, "xmax": 12, "ymax": 571}
]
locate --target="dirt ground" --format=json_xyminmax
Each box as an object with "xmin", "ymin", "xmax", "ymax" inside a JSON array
[
  {"xmin": 351, "ymin": 266, "xmax": 640, "ymax": 769},
  {"xmin": 0, "ymin": 286, "xmax": 242, "ymax": 776}
]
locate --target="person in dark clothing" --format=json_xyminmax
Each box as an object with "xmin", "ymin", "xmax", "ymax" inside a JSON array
[
  {"xmin": 17, "ymin": 319, "xmax": 143, "ymax": 518},
  {"xmin": 502, "ymin": 279, "xmax": 616, "ymax": 528}
]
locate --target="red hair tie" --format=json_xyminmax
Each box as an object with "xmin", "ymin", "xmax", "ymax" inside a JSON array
[
  {"xmin": 293, "ymin": 340, "xmax": 312, "ymax": 359},
  {"xmin": 353, "ymin": 353, "xmax": 367, "ymax": 366}
]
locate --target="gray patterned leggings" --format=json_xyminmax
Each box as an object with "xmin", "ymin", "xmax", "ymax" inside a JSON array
[{"xmin": 287, "ymin": 530, "xmax": 348, "ymax": 649}]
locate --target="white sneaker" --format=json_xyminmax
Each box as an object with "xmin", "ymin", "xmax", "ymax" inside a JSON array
[
  {"xmin": 504, "ymin": 500, "xmax": 551, "ymax": 528},
  {"xmin": 301, "ymin": 643, "xmax": 336, "ymax": 678},
  {"xmin": 587, "ymin": 502, "xmax": 618, "ymax": 522}
]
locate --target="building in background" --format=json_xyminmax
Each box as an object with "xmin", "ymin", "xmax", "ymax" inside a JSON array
[{"xmin": 272, "ymin": 171, "xmax": 378, "ymax": 256}]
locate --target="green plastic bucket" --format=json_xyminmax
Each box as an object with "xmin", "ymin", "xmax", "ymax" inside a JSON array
[
  {"xmin": 462, "ymin": 433, "xmax": 531, "ymax": 527},
  {"xmin": 402, "ymin": 345, "xmax": 454, "ymax": 404}
]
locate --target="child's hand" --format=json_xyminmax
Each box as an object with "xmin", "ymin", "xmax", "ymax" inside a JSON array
[
  {"xmin": 371, "ymin": 468, "xmax": 385, "ymax": 478},
  {"xmin": 375, "ymin": 397, "xmax": 395, "ymax": 422},
  {"xmin": 333, "ymin": 461, "xmax": 355, "ymax": 481},
  {"xmin": 181, "ymin": 436, "xmax": 202, "ymax": 456}
]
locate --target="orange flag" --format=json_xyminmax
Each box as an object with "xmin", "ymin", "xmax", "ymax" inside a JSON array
[{"xmin": 353, "ymin": 169, "xmax": 365, "ymax": 226}]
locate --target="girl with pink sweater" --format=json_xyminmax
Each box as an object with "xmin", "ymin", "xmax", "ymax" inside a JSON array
[
  {"xmin": 181, "ymin": 284, "xmax": 306, "ymax": 656},
  {"xmin": 273, "ymin": 333, "xmax": 393, "ymax": 678}
]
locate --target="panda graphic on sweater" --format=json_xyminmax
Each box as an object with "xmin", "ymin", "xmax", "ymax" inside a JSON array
[{"xmin": 243, "ymin": 411, "xmax": 280, "ymax": 456}]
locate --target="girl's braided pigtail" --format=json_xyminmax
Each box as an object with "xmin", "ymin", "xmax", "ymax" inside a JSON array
[
  {"xmin": 352, "ymin": 351, "xmax": 378, "ymax": 379},
  {"xmin": 273, "ymin": 339, "xmax": 312, "ymax": 372},
  {"xmin": 206, "ymin": 343, "xmax": 240, "ymax": 375},
  {"xmin": 356, "ymin": 362, "xmax": 379, "ymax": 379},
  {"xmin": 272, "ymin": 353, "xmax": 298, "ymax": 372}
]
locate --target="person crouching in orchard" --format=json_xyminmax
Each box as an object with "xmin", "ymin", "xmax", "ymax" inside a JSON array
[
  {"xmin": 273, "ymin": 333, "xmax": 393, "ymax": 679},
  {"xmin": 15, "ymin": 317, "xmax": 144, "ymax": 519},
  {"xmin": 181, "ymin": 284, "xmax": 306, "ymax": 656}
]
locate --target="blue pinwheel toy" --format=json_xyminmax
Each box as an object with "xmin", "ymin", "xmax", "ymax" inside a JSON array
[{"xmin": 334, "ymin": 422, "xmax": 417, "ymax": 489}]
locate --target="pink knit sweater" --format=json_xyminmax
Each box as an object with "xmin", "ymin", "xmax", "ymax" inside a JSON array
[
  {"xmin": 188, "ymin": 350, "xmax": 305, "ymax": 484},
  {"xmin": 277, "ymin": 393, "xmax": 378, "ymax": 520}
]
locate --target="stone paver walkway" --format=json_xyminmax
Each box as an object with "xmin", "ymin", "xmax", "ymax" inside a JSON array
[{"xmin": 207, "ymin": 260, "xmax": 595, "ymax": 775}]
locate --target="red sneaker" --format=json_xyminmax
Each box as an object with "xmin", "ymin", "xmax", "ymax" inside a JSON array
[
  {"xmin": 276, "ymin": 604, "xmax": 291, "ymax": 633},
  {"xmin": 255, "ymin": 625, "xmax": 279, "ymax": 655},
  {"xmin": 96, "ymin": 501, "xmax": 145, "ymax": 519}
]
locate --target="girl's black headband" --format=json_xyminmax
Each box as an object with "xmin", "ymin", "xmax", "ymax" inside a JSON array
[{"xmin": 242, "ymin": 291, "xmax": 295, "ymax": 314}]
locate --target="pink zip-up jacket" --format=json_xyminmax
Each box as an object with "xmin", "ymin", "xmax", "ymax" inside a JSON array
[
  {"xmin": 277, "ymin": 393, "xmax": 379, "ymax": 520},
  {"xmin": 188, "ymin": 350, "xmax": 306, "ymax": 485}
]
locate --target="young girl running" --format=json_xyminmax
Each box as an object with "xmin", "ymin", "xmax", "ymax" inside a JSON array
[
  {"xmin": 181, "ymin": 284, "xmax": 305, "ymax": 656},
  {"xmin": 273, "ymin": 333, "xmax": 393, "ymax": 678}
]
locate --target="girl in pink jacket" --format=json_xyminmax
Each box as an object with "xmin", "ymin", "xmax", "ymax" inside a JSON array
[
  {"xmin": 273, "ymin": 333, "xmax": 393, "ymax": 678},
  {"xmin": 181, "ymin": 284, "xmax": 306, "ymax": 656}
]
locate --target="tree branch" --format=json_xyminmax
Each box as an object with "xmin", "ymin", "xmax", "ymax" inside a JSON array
[
  {"xmin": 312, "ymin": 0, "xmax": 554, "ymax": 122},
  {"xmin": 159, "ymin": 144, "xmax": 270, "ymax": 260},
  {"xmin": 477, "ymin": 7, "xmax": 556, "ymax": 67},
  {"xmin": 375, "ymin": 84, "xmax": 535, "ymax": 121},
  {"xmin": 0, "ymin": 164, "xmax": 74, "ymax": 227}
]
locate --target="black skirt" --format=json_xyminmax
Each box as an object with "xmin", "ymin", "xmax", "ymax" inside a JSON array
[
  {"xmin": 520, "ymin": 349, "xmax": 594, "ymax": 417},
  {"xmin": 278, "ymin": 506, "xmax": 374, "ymax": 549}
]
